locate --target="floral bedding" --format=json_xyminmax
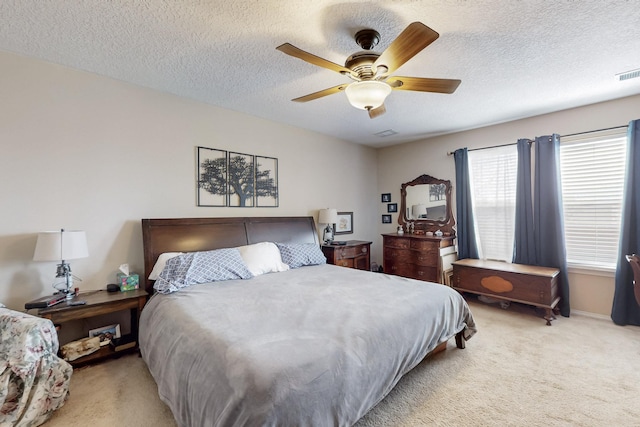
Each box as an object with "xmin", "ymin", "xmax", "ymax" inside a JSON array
[{"xmin": 0, "ymin": 307, "xmax": 72, "ymax": 427}]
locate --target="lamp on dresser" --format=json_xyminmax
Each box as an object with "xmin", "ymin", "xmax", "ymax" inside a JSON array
[
  {"xmin": 318, "ymin": 208, "xmax": 338, "ymax": 244},
  {"xmin": 33, "ymin": 229, "xmax": 89, "ymax": 300},
  {"xmin": 412, "ymin": 204, "xmax": 427, "ymax": 219}
]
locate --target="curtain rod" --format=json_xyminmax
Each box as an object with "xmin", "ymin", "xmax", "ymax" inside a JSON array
[{"xmin": 446, "ymin": 124, "xmax": 628, "ymax": 156}]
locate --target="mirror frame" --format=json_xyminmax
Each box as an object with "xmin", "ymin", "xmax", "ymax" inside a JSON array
[{"xmin": 399, "ymin": 174, "xmax": 456, "ymax": 236}]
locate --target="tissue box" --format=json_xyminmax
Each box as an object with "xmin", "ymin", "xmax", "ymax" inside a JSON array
[{"xmin": 117, "ymin": 273, "xmax": 139, "ymax": 291}]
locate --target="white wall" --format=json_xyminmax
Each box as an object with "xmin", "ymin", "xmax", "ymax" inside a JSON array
[
  {"xmin": 0, "ymin": 51, "xmax": 378, "ymax": 310},
  {"xmin": 377, "ymin": 93, "xmax": 640, "ymax": 316},
  {"xmin": 3, "ymin": 48, "xmax": 637, "ymax": 317}
]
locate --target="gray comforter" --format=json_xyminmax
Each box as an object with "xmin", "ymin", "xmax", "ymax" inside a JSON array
[{"xmin": 139, "ymin": 264, "xmax": 476, "ymax": 427}]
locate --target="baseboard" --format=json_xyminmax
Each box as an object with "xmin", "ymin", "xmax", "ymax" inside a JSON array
[{"xmin": 571, "ymin": 309, "xmax": 610, "ymax": 321}]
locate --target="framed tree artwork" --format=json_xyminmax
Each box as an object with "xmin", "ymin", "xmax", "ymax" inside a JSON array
[
  {"xmin": 197, "ymin": 147, "xmax": 228, "ymax": 206},
  {"xmin": 255, "ymin": 156, "xmax": 279, "ymax": 207},
  {"xmin": 228, "ymin": 152, "xmax": 255, "ymax": 207}
]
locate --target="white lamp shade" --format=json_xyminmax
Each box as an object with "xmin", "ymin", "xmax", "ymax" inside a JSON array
[
  {"xmin": 345, "ymin": 81, "xmax": 392, "ymax": 110},
  {"xmin": 412, "ymin": 204, "xmax": 427, "ymax": 218},
  {"xmin": 34, "ymin": 230, "xmax": 89, "ymax": 261},
  {"xmin": 318, "ymin": 208, "xmax": 338, "ymax": 225}
]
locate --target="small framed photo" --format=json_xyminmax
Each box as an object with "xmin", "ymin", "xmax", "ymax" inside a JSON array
[
  {"xmin": 382, "ymin": 214, "xmax": 392, "ymax": 224},
  {"xmin": 387, "ymin": 203, "xmax": 398, "ymax": 213},
  {"xmin": 381, "ymin": 193, "xmax": 391, "ymax": 203},
  {"xmin": 333, "ymin": 212, "xmax": 353, "ymax": 235},
  {"xmin": 89, "ymin": 324, "xmax": 121, "ymax": 347}
]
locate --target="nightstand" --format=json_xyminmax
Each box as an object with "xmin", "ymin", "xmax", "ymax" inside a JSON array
[
  {"xmin": 30, "ymin": 288, "xmax": 148, "ymax": 366},
  {"xmin": 322, "ymin": 240, "xmax": 372, "ymax": 271}
]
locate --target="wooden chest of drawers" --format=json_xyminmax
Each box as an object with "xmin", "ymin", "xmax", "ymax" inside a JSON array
[
  {"xmin": 321, "ymin": 240, "xmax": 371, "ymax": 271},
  {"xmin": 382, "ymin": 234, "xmax": 455, "ymax": 283},
  {"xmin": 452, "ymin": 258, "xmax": 560, "ymax": 325}
]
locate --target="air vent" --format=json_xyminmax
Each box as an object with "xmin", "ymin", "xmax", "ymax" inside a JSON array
[
  {"xmin": 374, "ymin": 129, "xmax": 398, "ymax": 137},
  {"xmin": 616, "ymin": 68, "xmax": 640, "ymax": 81}
]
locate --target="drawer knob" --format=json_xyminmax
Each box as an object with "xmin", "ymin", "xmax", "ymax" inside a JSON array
[{"xmin": 361, "ymin": 247, "xmax": 367, "ymax": 253}]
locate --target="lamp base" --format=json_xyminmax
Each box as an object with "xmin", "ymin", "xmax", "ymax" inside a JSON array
[
  {"xmin": 55, "ymin": 261, "xmax": 76, "ymax": 300},
  {"xmin": 323, "ymin": 224, "xmax": 334, "ymax": 244}
]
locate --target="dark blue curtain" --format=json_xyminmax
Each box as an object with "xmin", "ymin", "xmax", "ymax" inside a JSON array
[
  {"xmin": 611, "ymin": 119, "xmax": 640, "ymax": 326},
  {"xmin": 513, "ymin": 139, "xmax": 536, "ymax": 265},
  {"xmin": 534, "ymin": 134, "xmax": 570, "ymax": 317},
  {"xmin": 454, "ymin": 148, "xmax": 479, "ymax": 259}
]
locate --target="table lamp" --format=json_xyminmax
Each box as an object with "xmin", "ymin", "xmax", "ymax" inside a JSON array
[
  {"xmin": 318, "ymin": 208, "xmax": 338, "ymax": 244},
  {"xmin": 34, "ymin": 229, "xmax": 89, "ymax": 300},
  {"xmin": 412, "ymin": 204, "xmax": 427, "ymax": 219}
]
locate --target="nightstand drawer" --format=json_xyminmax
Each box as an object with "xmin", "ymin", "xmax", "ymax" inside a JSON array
[
  {"xmin": 336, "ymin": 259, "xmax": 354, "ymax": 268},
  {"xmin": 335, "ymin": 247, "xmax": 357, "ymax": 259},
  {"xmin": 321, "ymin": 241, "xmax": 372, "ymax": 271}
]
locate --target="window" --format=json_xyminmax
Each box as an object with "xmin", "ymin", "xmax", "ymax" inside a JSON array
[
  {"xmin": 468, "ymin": 145, "xmax": 518, "ymax": 262},
  {"xmin": 560, "ymin": 129, "xmax": 627, "ymax": 270}
]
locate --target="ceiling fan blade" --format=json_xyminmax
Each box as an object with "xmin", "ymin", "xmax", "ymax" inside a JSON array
[
  {"xmin": 291, "ymin": 84, "xmax": 348, "ymax": 102},
  {"xmin": 276, "ymin": 43, "xmax": 352, "ymax": 75},
  {"xmin": 368, "ymin": 104, "xmax": 386, "ymax": 119},
  {"xmin": 387, "ymin": 76, "xmax": 461, "ymax": 94},
  {"xmin": 373, "ymin": 22, "xmax": 439, "ymax": 76}
]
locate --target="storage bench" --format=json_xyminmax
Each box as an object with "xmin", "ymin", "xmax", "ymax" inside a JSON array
[{"xmin": 452, "ymin": 258, "xmax": 560, "ymax": 325}]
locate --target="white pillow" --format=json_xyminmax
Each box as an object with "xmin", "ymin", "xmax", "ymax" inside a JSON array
[
  {"xmin": 148, "ymin": 252, "xmax": 184, "ymax": 280},
  {"xmin": 238, "ymin": 242, "xmax": 290, "ymax": 276}
]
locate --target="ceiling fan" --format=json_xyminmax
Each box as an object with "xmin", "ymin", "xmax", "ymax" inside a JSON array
[{"xmin": 276, "ymin": 22, "xmax": 461, "ymax": 119}]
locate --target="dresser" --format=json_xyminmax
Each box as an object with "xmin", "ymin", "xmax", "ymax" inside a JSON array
[
  {"xmin": 452, "ymin": 258, "xmax": 560, "ymax": 325},
  {"xmin": 382, "ymin": 233, "xmax": 455, "ymax": 283},
  {"xmin": 322, "ymin": 240, "xmax": 371, "ymax": 271}
]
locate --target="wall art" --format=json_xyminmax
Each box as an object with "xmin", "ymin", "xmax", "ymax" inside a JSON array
[
  {"xmin": 228, "ymin": 152, "xmax": 255, "ymax": 207},
  {"xmin": 334, "ymin": 212, "xmax": 353, "ymax": 235},
  {"xmin": 197, "ymin": 147, "xmax": 279, "ymax": 208},
  {"xmin": 255, "ymin": 155, "xmax": 279, "ymax": 207},
  {"xmin": 197, "ymin": 147, "xmax": 228, "ymax": 207}
]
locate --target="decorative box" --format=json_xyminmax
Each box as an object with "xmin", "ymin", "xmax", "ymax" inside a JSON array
[{"xmin": 116, "ymin": 273, "xmax": 139, "ymax": 291}]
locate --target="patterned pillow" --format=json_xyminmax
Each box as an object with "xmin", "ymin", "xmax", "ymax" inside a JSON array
[
  {"xmin": 275, "ymin": 242, "xmax": 326, "ymax": 269},
  {"xmin": 154, "ymin": 248, "xmax": 253, "ymax": 294}
]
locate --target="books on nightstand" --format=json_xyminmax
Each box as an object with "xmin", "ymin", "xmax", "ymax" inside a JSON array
[
  {"xmin": 109, "ymin": 335, "xmax": 136, "ymax": 352},
  {"xmin": 24, "ymin": 293, "xmax": 67, "ymax": 309}
]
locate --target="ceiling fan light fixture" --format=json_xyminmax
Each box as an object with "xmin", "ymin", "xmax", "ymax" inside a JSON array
[{"xmin": 345, "ymin": 81, "xmax": 392, "ymax": 110}]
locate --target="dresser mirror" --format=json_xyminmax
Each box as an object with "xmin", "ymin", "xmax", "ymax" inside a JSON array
[{"xmin": 399, "ymin": 174, "xmax": 455, "ymax": 236}]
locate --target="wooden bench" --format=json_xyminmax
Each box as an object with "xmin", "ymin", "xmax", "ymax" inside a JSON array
[{"xmin": 452, "ymin": 259, "xmax": 560, "ymax": 325}]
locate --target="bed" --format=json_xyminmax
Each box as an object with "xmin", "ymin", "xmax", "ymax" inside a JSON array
[{"xmin": 139, "ymin": 216, "xmax": 476, "ymax": 427}]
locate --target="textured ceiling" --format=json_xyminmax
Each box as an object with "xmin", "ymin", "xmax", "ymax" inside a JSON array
[{"xmin": 1, "ymin": 1, "xmax": 639, "ymax": 147}]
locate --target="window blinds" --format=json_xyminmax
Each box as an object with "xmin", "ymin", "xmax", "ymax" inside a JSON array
[{"xmin": 560, "ymin": 129, "xmax": 627, "ymax": 270}]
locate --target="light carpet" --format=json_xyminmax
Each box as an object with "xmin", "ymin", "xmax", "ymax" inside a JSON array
[{"xmin": 44, "ymin": 299, "xmax": 640, "ymax": 427}]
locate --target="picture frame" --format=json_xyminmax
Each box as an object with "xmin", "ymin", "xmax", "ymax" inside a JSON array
[
  {"xmin": 381, "ymin": 193, "xmax": 391, "ymax": 203},
  {"xmin": 382, "ymin": 214, "xmax": 392, "ymax": 224},
  {"xmin": 88, "ymin": 323, "xmax": 121, "ymax": 347},
  {"xmin": 228, "ymin": 152, "xmax": 255, "ymax": 207},
  {"xmin": 255, "ymin": 155, "xmax": 279, "ymax": 207},
  {"xmin": 443, "ymin": 269, "xmax": 454, "ymax": 287},
  {"xmin": 387, "ymin": 203, "xmax": 398, "ymax": 213},
  {"xmin": 429, "ymin": 183, "xmax": 447, "ymax": 201},
  {"xmin": 333, "ymin": 212, "xmax": 353, "ymax": 235},
  {"xmin": 197, "ymin": 147, "xmax": 228, "ymax": 207}
]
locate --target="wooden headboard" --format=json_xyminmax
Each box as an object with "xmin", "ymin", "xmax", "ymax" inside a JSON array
[{"xmin": 141, "ymin": 216, "xmax": 319, "ymax": 293}]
